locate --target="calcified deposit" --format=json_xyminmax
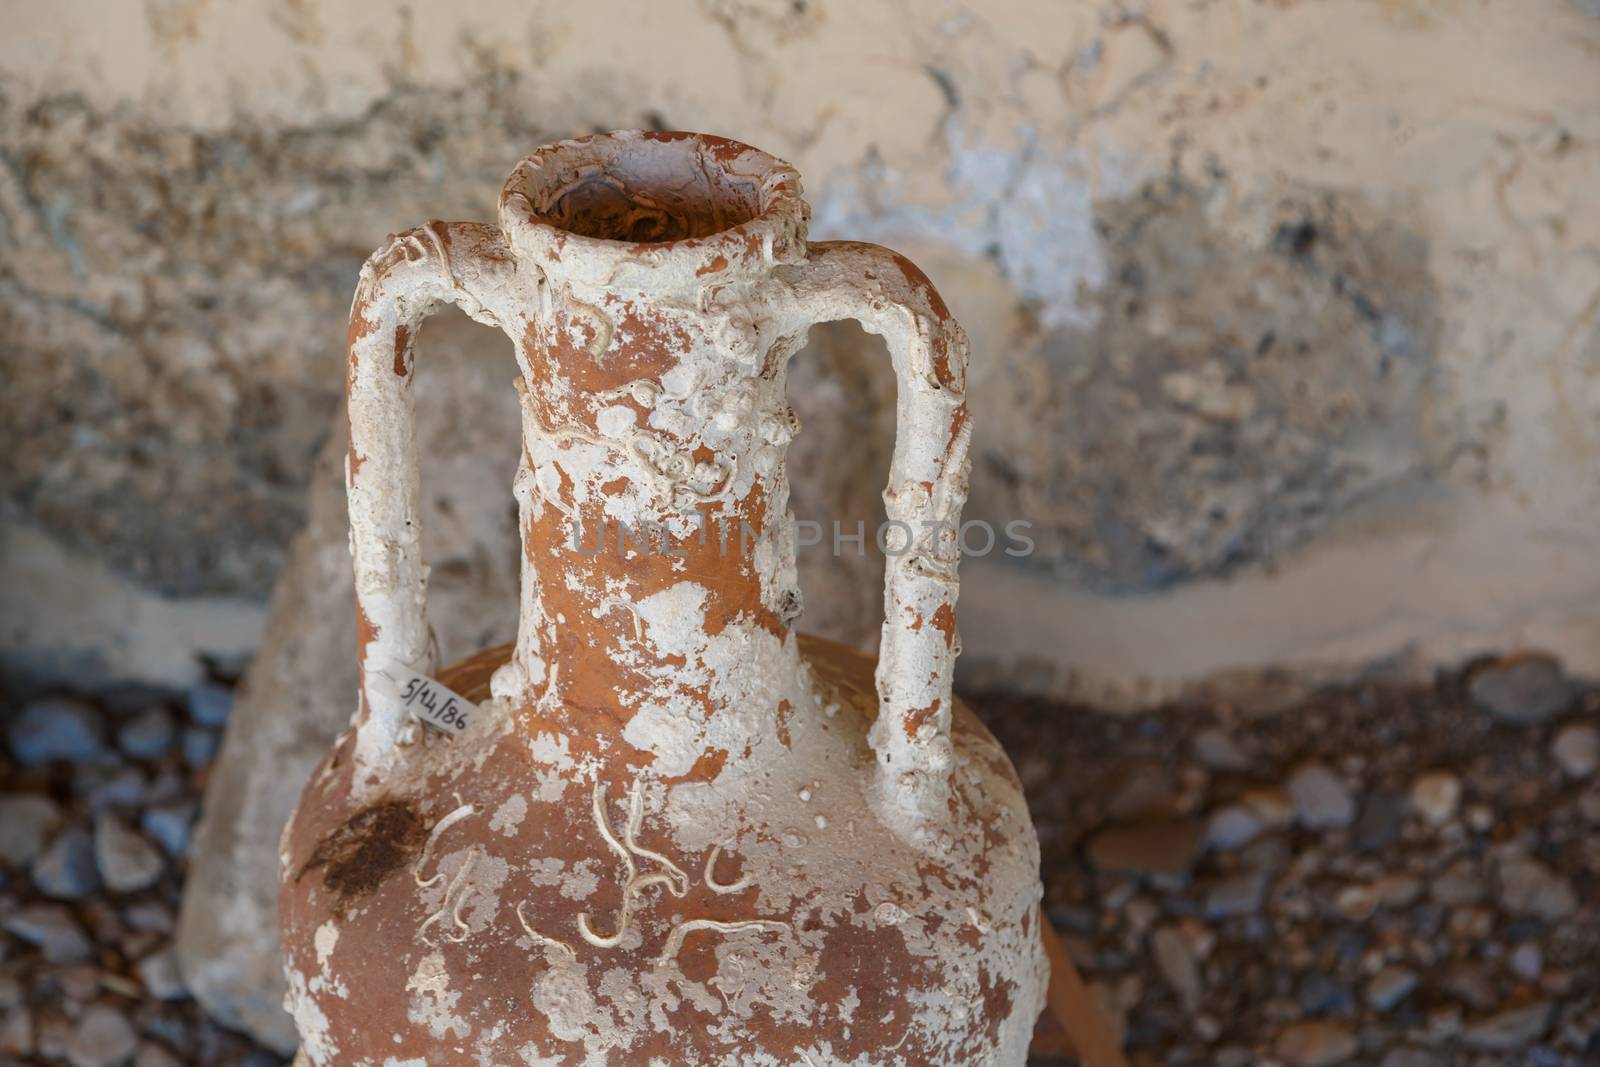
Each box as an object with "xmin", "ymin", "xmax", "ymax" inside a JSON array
[{"xmin": 278, "ymin": 132, "xmax": 1046, "ymax": 1065}]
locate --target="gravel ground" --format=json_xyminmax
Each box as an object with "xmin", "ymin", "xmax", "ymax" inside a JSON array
[
  {"xmin": 0, "ymin": 675, "xmax": 287, "ymax": 1067},
  {"xmin": 981, "ymin": 652, "xmax": 1600, "ymax": 1067},
  {"xmin": 1, "ymin": 652, "xmax": 1595, "ymax": 1066}
]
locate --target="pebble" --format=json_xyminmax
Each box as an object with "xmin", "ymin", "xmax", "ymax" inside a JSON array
[
  {"xmin": 1124, "ymin": 897, "xmax": 1160, "ymax": 933},
  {"xmin": 1204, "ymin": 867, "xmax": 1271, "ymax": 919},
  {"xmin": 1468, "ymin": 657, "xmax": 1575, "ymax": 724},
  {"xmin": 1496, "ymin": 855, "xmax": 1577, "ymax": 921},
  {"xmin": 31, "ymin": 827, "xmax": 101, "ymax": 899},
  {"xmin": 1508, "ymin": 941, "xmax": 1543, "ymax": 980},
  {"xmin": 140, "ymin": 803, "xmax": 196, "ymax": 858},
  {"xmin": 122, "ymin": 901, "xmax": 175, "ymax": 935},
  {"xmin": 180, "ymin": 727, "xmax": 220, "ymax": 767},
  {"xmin": 1104, "ymin": 762, "xmax": 1176, "ymax": 820},
  {"xmin": 137, "ymin": 1014, "xmax": 188, "ymax": 1051},
  {"xmin": 0, "ymin": 793, "xmax": 63, "ymax": 866},
  {"xmin": 1287, "ymin": 763, "xmax": 1356, "ymax": 829},
  {"xmin": 1461, "ymin": 1000, "xmax": 1554, "ymax": 1050},
  {"xmin": 88, "ymin": 768, "xmax": 149, "ymax": 810},
  {"xmin": 1242, "ymin": 786, "xmax": 1295, "ymax": 828},
  {"xmin": 3, "ymin": 903, "xmax": 93, "ymax": 962},
  {"xmin": 1151, "ymin": 925, "xmax": 1203, "ymax": 1008},
  {"xmin": 1367, "ymin": 967, "xmax": 1419, "ymax": 1012},
  {"xmin": 8, "ymin": 696, "xmax": 105, "ymax": 765},
  {"xmin": 1447, "ymin": 906, "xmax": 1494, "ymax": 941},
  {"xmin": 116, "ymin": 707, "xmax": 176, "ymax": 761},
  {"xmin": 58, "ymin": 965, "xmax": 103, "ymax": 1002},
  {"xmin": 1194, "ymin": 727, "xmax": 1252, "ymax": 771},
  {"xmin": 1352, "ymin": 788, "xmax": 1407, "ymax": 851},
  {"xmin": 1444, "ymin": 964, "xmax": 1494, "ymax": 1011},
  {"xmin": 1296, "ymin": 971, "xmax": 1355, "ymax": 1015},
  {"xmin": 1085, "ymin": 817, "xmax": 1204, "ymax": 876},
  {"xmin": 1430, "ymin": 859, "xmax": 1484, "ymax": 906},
  {"xmin": 141, "ymin": 767, "xmax": 186, "ymax": 808},
  {"xmin": 94, "ymin": 816, "xmax": 165, "ymax": 893},
  {"xmin": 1372, "ymin": 873, "xmax": 1422, "ymax": 909},
  {"xmin": 1274, "ymin": 1019, "xmax": 1359, "ymax": 1066},
  {"xmin": 1409, "ymin": 771, "xmax": 1461, "ymax": 826},
  {"xmin": 134, "ymin": 947, "xmax": 187, "ymax": 1000},
  {"xmin": 186, "ymin": 683, "xmax": 234, "ymax": 727},
  {"xmin": 1334, "ymin": 883, "xmax": 1379, "ymax": 921},
  {"xmin": 64, "ymin": 1004, "xmax": 139, "ymax": 1067},
  {"xmin": 1551, "ymin": 723, "xmax": 1598, "ymax": 779},
  {"xmin": 1205, "ymin": 803, "xmax": 1265, "ymax": 850}
]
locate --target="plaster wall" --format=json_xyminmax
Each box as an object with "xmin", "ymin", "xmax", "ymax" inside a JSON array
[{"xmin": 3, "ymin": 0, "xmax": 1599, "ymax": 704}]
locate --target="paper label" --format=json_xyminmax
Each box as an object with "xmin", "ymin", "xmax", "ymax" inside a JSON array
[{"xmin": 383, "ymin": 666, "xmax": 477, "ymax": 736}]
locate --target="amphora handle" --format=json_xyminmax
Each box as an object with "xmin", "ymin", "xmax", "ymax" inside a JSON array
[
  {"xmin": 784, "ymin": 241, "xmax": 973, "ymax": 826},
  {"xmin": 344, "ymin": 221, "xmax": 519, "ymax": 761}
]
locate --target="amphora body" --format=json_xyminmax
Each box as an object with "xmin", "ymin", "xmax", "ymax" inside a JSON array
[{"xmin": 279, "ymin": 131, "xmax": 1047, "ymax": 1066}]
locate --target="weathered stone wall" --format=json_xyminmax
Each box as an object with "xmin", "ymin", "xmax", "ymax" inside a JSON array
[{"xmin": 4, "ymin": 0, "xmax": 1599, "ymax": 701}]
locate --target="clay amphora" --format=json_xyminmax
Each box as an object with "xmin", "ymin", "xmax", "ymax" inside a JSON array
[{"xmin": 279, "ymin": 130, "xmax": 1046, "ymax": 1065}]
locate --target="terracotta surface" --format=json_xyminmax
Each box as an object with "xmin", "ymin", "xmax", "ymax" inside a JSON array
[{"xmin": 279, "ymin": 131, "xmax": 1045, "ymax": 1065}]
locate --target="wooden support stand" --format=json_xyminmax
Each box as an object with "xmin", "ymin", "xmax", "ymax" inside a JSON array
[{"xmin": 1027, "ymin": 920, "xmax": 1132, "ymax": 1067}]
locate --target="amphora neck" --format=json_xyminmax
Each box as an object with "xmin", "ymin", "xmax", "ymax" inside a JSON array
[{"xmin": 487, "ymin": 132, "xmax": 814, "ymax": 746}]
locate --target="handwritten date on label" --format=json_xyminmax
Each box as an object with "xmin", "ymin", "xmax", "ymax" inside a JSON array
[{"xmin": 384, "ymin": 667, "xmax": 476, "ymax": 736}]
